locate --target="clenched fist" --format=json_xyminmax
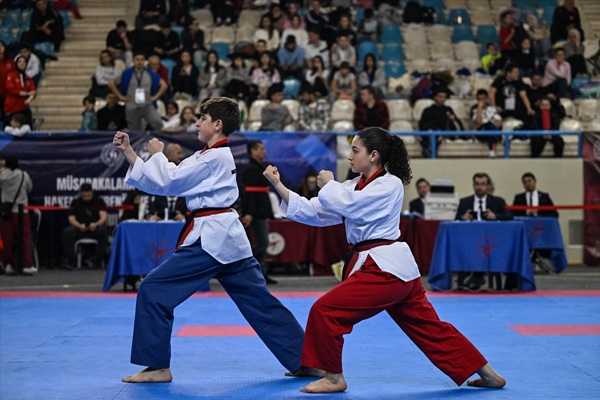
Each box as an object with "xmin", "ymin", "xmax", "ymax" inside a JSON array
[
  {"xmin": 263, "ymin": 165, "xmax": 281, "ymax": 186},
  {"xmin": 317, "ymin": 170, "xmax": 334, "ymax": 188}
]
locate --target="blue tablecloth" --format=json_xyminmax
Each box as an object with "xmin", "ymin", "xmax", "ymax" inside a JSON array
[
  {"xmin": 516, "ymin": 217, "xmax": 568, "ymax": 273},
  {"xmin": 102, "ymin": 221, "xmax": 209, "ymax": 292},
  {"xmin": 428, "ymin": 221, "xmax": 535, "ymax": 291}
]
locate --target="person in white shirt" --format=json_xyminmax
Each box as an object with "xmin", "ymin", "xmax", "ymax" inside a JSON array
[
  {"xmin": 113, "ymin": 97, "xmax": 305, "ymax": 384},
  {"xmin": 264, "ymin": 127, "xmax": 506, "ymax": 393},
  {"xmin": 471, "ymin": 89, "xmax": 502, "ymax": 157},
  {"xmin": 3, "ymin": 114, "xmax": 31, "ymax": 137},
  {"xmin": 303, "ymin": 27, "xmax": 330, "ymax": 69},
  {"xmin": 281, "ymin": 15, "xmax": 309, "ymax": 49},
  {"xmin": 253, "ymin": 14, "xmax": 281, "ymax": 52}
]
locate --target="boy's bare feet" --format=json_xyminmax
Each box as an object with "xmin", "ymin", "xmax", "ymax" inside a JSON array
[
  {"xmin": 285, "ymin": 366, "xmax": 326, "ymax": 377},
  {"xmin": 467, "ymin": 363, "xmax": 506, "ymax": 388},
  {"xmin": 300, "ymin": 373, "xmax": 347, "ymax": 393},
  {"xmin": 122, "ymin": 367, "xmax": 173, "ymax": 383}
]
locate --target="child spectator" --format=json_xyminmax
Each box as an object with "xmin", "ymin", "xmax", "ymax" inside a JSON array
[
  {"xmin": 161, "ymin": 101, "xmax": 182, "ymax": 132},
  {"xmin": 81, "ymin": 96, "xmax": 98, "ymax": 131},
  {"xmin": 4, "ymin": 114, "xmax": 31, "ymax": 137},
  {"xmin": 481, "ymin": 43, "xmax": 504, "ymax": 76}
]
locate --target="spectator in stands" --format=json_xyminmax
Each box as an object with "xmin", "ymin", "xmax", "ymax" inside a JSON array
[
  {"xmin": 520, "ymin": 13, "xmax": 551, "ymax": 58},
  {"xmin": 154, "ymin": 21, "xmax": 182, "ymax": 61},
  {"xmin": 260, "ymin": 83, "xmax": 293, "ymax": 131},
  {"xmin": 108, "ymin": 52, "xmax": 168, "ymax": 131},
  {"xmin": 298, "ymin": 85, "xmax": 331, "ymax": 132},
  {"xmin": 254, "ymin": 14, "xmax": 281, "ymax": 53},
  {"xmin": 357, "ymin": 53, "xmax": 386, "ymax": 99},
  {"xmin": 251, "ymin": 39, "xmax": 269, "ymax": 70},
  {"xmin": 564, "ymin": 28, "xmax": 588, "ymax": 79},
  {"xmin": 80, "ymin": 96, "xmax": 98, "ymax": 131},
  {"xmin": 282, "ymin": 15, "xmax": 309, "ymax": 49},
  {"xmin": 131, "ymin": 28, "xmax": 160, "ymax": 58},
  {"xmin": 296, "ymin": 171, "xmax": 320, "ymax": 199},
  {"xmin": 106, "ymin": 20, "xmax": 134, "ymax": 67},
  {"xmin": 353, "ymin": 85, "xmax": 390, "ymax": 131},
  {"xmin": 18, "ymin": 44, "xmax": 42, "ymax": 89},
  {"xmin": 135, "ymin": 0, "xmax": 167, "ymax": 29},
  {"xmin": 4, "ymin": 114, "xmax": 31, "ymax": 137},
  {"xmin": 90, "ymin": 50, "xmax": 123, "ymax": 99},
  {"xmin": 530, "ymin": 97, "xmax": 564, "ymax": 158},
  {"xmin": 542, "ymin": 48, "xmax": 571, "ymax": 99},
  {"xmin": 29, "ymin": 0, "xmax": 65, "ymax": 52},
  {"xmin": 304, "ymin": 55, "xmax": 330, "ymax": 98},
  {"xmin": 470, "ymin": 89, "xmax": 502, "ymax": 157},
  {"xmin": 161, "ymin": 101, "xmax": 181, "ymax": 132},
  {"xmin": 304, "ymin": 0, "xmax": 330, "ymax": 32},
  {"xmin": 171, "ymin": 50, "xmax": 199, "ymax": 99},
  {"xmin": 513, "ymin": 172, "xmax": 558, "ymax": 218},
  {"xmin": 147, "ymin": 54, "xmax": 171, "ymax": 103},
  {"xmin": 330, "ymin": 34, "xmax": 356, "ymax": 73},
  {"xmin": 356, "ymin": 8, "xmax": 378, "ymax": 43},
  {"xmin": 277, "ymin": 35, "xmax": 305, "ymax": 80},
  {"xmin": 62, "ymin": 183, "xmax": 109, "ymax": 270},
  {"xmin": 513, "ymin": 38, "xmax": 536, "ymax": 78},
  {"xmin": 0, "ymin": 154, "xmax": 34, "ymax": 275},
  {"xmin": 551, "ymin": 0, "xmax": 584, "ymax": 44},
  {"xmin": 181, "ymin": 17, "xmax": 206, "ymax": 68},
  {"xmin": 418, "ymin": 87, "xmax": 462, "ymax": 157},
  {"xmin": 334, "ymin": 13, "xmax": 356, "ymax": 46},
  {"xmin": 3, "ymin": 55, "xmax": 35, "ymax": 128},
  {"xmin": 167, "ymin": 0, "xmax": 191, "ymax": 26},
  {"xmin": 0, "ymin": 41, "xmax": 15, "ymax": 115},
  {"xmin": 489, "ymin": 63, "xmax": 534, "ymax": 126},
  {"xmin": 268, "ymin": 3, "xmax": 285, "ymax": 34},
  {"xmin": 499, "ymin": 10, "xmax": 517, "ymax": 62},
  {"xmin": 409, "ymin": 178, "xmax": 430, "ymax": 216},
  {"xmin": 197, "ymin": 50, "xmax": 227, "ymax": 102},
  {"xmin": 225, "ymin": 53, "xmax": 251, "ymax": 102},
  {"xmin": 526, "ymin": 71, "xmax": 550, "ymax": 108},
  {"xmin": 97, "ymin": 92, "xmax": 127, "ymax": 131},
  {"xmin": 455, "ymin": 172, "xmax": 512, "ymax": 290},
  {"xmin": 210, "ymin": 0, "xmax": 236, "ymax": 26},
  {"xmin": 481, "ymin": 43, "xmax": 504, "ymax": 76},
  {"xmin": 284, "ymin": 2, "xmax": 305, "ymax": 29},
  {"xmin": 179, "ymin": 105, "xmax": 199, "ymax": 133},
  {"xmin": 118, "ymin": 189, "xmax": 144, "ymax": 222},
  {"xmin": 304, "ymin": 27, "xmax": 330, "ymax": 69},
  {"xmin": 329, "ymin": 61, "xmax": 356, "ymax": 103},
  {"xmin": 250, "ymin": 51, "xmax": 281, "ymax": 102}
]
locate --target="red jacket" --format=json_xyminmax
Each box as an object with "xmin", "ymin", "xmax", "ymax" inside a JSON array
[
  {"xmin": 4, "ymin": 70, "xmax": 35, "ymax": 114},
  {"xmin": 0, "ymin": 59, "xmax": 15, "ymax": 100}
]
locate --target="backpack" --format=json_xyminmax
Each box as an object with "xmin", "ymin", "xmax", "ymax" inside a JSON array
[
  {"xmin": 410, "ymin": 75, "xmax": 432, "ymax": 104},
  {"xmin": 403, "ymin": 1, "xmax": 423, "ymax": 24}
]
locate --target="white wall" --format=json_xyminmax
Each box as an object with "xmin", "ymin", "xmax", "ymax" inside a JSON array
[{"xmin": 337, "ymin": 158, "xmax": 584, "ymax": 264}]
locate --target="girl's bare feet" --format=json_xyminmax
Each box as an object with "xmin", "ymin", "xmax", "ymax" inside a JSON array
[
  {"xmin": 300, "ymin": 373, "xmax": 347, "ymax": 393},
  {"xmin": 285, "ymin": 366, "xmax": 326, "ymax": 377},
  {"xmin": 122, "ymin": 367, "xmax": 173, "ymax": 383},
  {"xmin": 467, "ymin": 363, "xmax": 506, "ymax": 388}
]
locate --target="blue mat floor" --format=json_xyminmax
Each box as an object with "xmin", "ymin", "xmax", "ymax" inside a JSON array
[{"xmin": 1, "ymin": 294, "xmax": 599, "ymax": 400}]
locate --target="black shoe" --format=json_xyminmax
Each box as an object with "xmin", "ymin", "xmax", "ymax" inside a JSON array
[{"xmin": 265, "ymin": 276, "xmax": 278, "ymax": 284}]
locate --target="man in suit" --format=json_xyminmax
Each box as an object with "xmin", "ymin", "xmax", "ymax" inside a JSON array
[
  {"xmin": 409, "ymin": 178, "xmax": 430, "ymax": 216},
  {"xmin": 146, "ymin": 143, "xmax": 186, "ymax": 221},
  {"xmin": 512, "ymin": 172, "xmax": 558, "ymax": 218},
  {"xmin": 455, "ymin": 172, "xmax": 512, "ymax": 291}
]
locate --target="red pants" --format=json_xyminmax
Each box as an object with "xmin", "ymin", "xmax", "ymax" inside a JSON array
[
  {"xmin": 301, "ymin": 256, "xmax": 487, "ymax": 386},
  {"xmin": 0, "ymin": 213, "xmax": 32, "ymax": 268}
]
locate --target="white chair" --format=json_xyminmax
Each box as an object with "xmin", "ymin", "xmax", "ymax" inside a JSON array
[
  {"xmin": 576, "ymin": 99, "xmax": 600, "ymax": 121},
  {"xmin": 332, "ymin": 120, "xmax": 354, "ymax": 132},
  {"xmin": 211, "ymin": 26, "xmax": 236, "ymax": 44},
  {"xmin": 385, "ymin": 99, "xmax": 412, "ymax": 121},
  {"xmin": 430, "ymin": 42, "xmax": 455, "ymax": 61},
  {"xmin": 559, "ymin": 118, "xmax": 583, "ymax": 131},
  {"xmin": 459, "ymin": 57, "xmax": 482, "ymax": 72},
  {"xmin": 502, "ymin": 117, "xmax": 524, "ymax": 131},
  {"xmin": 75, "ymin": 238, "xmax": 99, "ymax": 269},
  {"xmin": 433, "ymin": 58, "xmax": 455, "ymax": 72},
  {"xmin": 445, "ymin": 0, "xmax": 468, "ymax": 8},
  {"xmin": 246, "ymin": 121, "xmax": 263, "ymax": 131},
  {"xmin": 560, "ymin": 98, "xmax": 576, "ymax": 118},
  {"xmin": 403, "ymin": 43, "xmax": 430, "ymax": 61},
  {"xmin": 583, "ymin": 39, "xmax": 599, "ymax": 59},
  {"xmin": 331, "ymin": 99, "xmax": 356, "ymax": 122},
  {"xmin": 94, "ymin": 99, "xmax": 107, "ymax": 112},
  {"xmin": 235, "ymin": 25, "xmax": 256, "ymax": 44},
  {"xmin": 237, "ymin": 10, "xmax": 263, "ymax": 28},
  {"xmin": 247, "ymin": 99, "xmax": 269, "ymax": 122},
  {"xmin": 281, "ymin": 99, "xmax": 300, "ymax": 121},
  {"xmin": 454, "ymin": 41, "xmax": 479, "ymax": 60},
  {"xmin": 590, "ymin": 119, "xmax": 600, "ymax": 131},
  {"xmin": 407, "ymin": 59, "xmax": 432, "ymax": 73},
  {"xmin": 470, "ymin": 8, "xmax": 494, "ymax": 25},
  {"xmin": 175, "ymin": 99, "xmax": 193, "ymax": 113},
  {"xmin": 190, "ymin": 9, "xmax": 214, "ymax": 27},
  {"xmin": 426, "ymin": 24, "xmax": 452, "ymax": 44},
  {"xmin": 470, "ymin": 77, "xmax": 493, "ymax": 97},
  {"xmin": 237, "ymin": 99, "xmax": 248, "ymax": 127},
  {"xmin": 445, "ymin": 98, "xmax": 468, "ymax": 120},
  {"xmin": 412, "ymin": 99, "xmax": 435, "ymax": 122},
  {"xmin": 389, "ymin": 120, "xmax": 413, "ymax": 132},
  {"xmin": 156, "ymin": 99, "xmax": 166, "ymax": 117}
]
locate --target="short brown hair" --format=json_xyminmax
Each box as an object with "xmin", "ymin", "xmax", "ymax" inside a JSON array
[{"xmin": 198, "ymin": 97, "xmax": 240, "ymax": 136}]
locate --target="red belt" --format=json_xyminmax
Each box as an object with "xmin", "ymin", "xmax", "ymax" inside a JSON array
[
  {"xmin": 342, "ymin": 238, "xmax": 399, "ymax": 281},
  {"xmin": 245, "ymin": 186, "xmax": 270, "ymax": 193},
  {"xmin": 176, "ymin": 208, "xmax": 232, "ymax": 249}
]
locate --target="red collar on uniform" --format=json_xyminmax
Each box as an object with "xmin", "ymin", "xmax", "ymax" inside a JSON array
[
  {"xmin": 201, "ymin": 138, "xmax": 229, "ymax": 153},
  {"xmin": 356, "ymin": 167, "xmax": 386, "ymax": 191}
]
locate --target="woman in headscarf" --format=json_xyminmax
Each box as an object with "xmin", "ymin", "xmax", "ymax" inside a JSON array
[{"xmin": 564, "ymin": 28, "xmax": 588, "ymax": 79}]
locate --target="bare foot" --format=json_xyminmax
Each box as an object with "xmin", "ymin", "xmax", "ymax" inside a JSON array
[
  {"xmin": 285, "ymin": 366, "xmax": 326, "ymax": 377},
  {"xmin": 300, "ymin": 373, "xmax": 347, "ymax": 393},
  {"xmin": 122, "ymin": 367, "xmax": 173, "ymax": 383},
  {"xmin": 467, "ymin": 363, "xmax": 506, "ymax": 388}
]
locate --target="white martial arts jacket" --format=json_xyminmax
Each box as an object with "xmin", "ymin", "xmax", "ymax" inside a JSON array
[
  {"xmin": 281, "ymin": 173, "xmax": 420, "ymax": 282},
  {"xmin": 125, "ymin": 147, "xmax": 252, "ymax": 264}
]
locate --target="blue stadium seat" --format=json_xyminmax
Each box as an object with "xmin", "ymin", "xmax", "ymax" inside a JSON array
[
  {"xmin": 34, "ymin": 41, "xmax": 54, "ymax": 56},
  {"xmin": 476, "ymin": 25, "xmax": 499, "ymax": 44},
  {"xmin": 422, "ymin": 0, "xmax": 444, "ymax": 8},
  {"xmin": 15, "ymin": 26, "xmax": 29, "ymax": 43},
  {"xmin": 354, "ymin": 7, "xmax": 364, "ymax": 25},
  {"xmin": 282, "ymin": 78, "xmax": 301, "ymax": 99},
  {"xmin": 541, "ymin": 6, "xmax": 555, "ymax": 25},
  {"xmin": 357, "ymin": 41, "xmax": 379, "ymax": 63},
  {"xmin": 380, "ymin": 25, "xmax": 402, "ymax": 44},
  {"xmin": 384, "ymin": 59, "xmax": 406, "ymax": 79},
  {"xmin": 537, "ymin": 0, "xmax": 557, "ymax": 7},
  {"xmin": 448, "ymin": 8, "xmax": 471, "ymax": 26},
  {"xmin": 513, "ymin": 0, "xmax": 536, "ymax": 9},
  {"xmin": 171, "ymin": 25, "xmax": 184, "ymax": 41},
  {"xmin": 161, "ymin": 58, "xmax": 177, "ymax": 79},
  {"xmin": 382, "ymin": 44, "xmax": 404, "ymax": 61},
  {"xmin": 0, "ymin": 28, "xmax": 15, "ymax": 45},
  {"xmin": 451, "ymin": 25, "xmax": 474, "ymax": 43},
  {"xmin": 2, "ymin": 9, "xmax": 22, "ymax": 29},
  {"xmin": 209, "ymin": 42, "xmax": 230, "ymax": 62}
]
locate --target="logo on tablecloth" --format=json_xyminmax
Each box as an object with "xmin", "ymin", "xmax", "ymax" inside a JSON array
[
  {"xmin": 475, "ymin": 235, "xmax": 499, "ymax": 259},
  {"xmin": 267, "ymin": 232, "xmax": 285, "ymax": 256},
  {"xmin": 148, "ymin": 238, "xmax": 174, "ymax": 264},
  {"xmin": 528, "ymin": 220, "xmax": 545, "ymax": 239}
]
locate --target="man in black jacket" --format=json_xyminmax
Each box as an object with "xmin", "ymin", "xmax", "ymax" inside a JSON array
[
  {"xmin": 512, "ymin": 172, "xmax": 558, "ymax": 218},
  {"xmin": 409, "ymin": 177, "xmax": 430, "ymax": 216},
  {"xmin": 241, "ymin": 140, "xmax": 277, "ymax": 284}
]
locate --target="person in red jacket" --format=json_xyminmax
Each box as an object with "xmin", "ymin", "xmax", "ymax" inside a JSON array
[
  {"xmin": 353, "ymin": 85, "xmax": 390, "ymax": 130},
  {"xmin": 3, "ymin": 55, "xmax": 36, "ymax": 128},
  {"xmin": 0, "ymin": 41, "xmax": 16, "ymax": 115}
]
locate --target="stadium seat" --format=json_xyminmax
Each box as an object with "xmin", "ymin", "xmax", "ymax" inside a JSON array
[
  {"xmin": 540, "ymin": 6, "xmax": 555, "ymax": 25},
  {"xmin": 476, "ymin": 25, "xmax": 499, "ymax": 44},
  {"xmin": 357, "ymin": 41, "xmax": 379, "ymax": 62},
  {"xmin": 380, "ymin": 25, "xmax": 402, "ymax": 44},
  {"xmin": 161, "ymin": 58, "xmax": 177, "ymax": 79},
  {"xmin": 589, "ymin": 119, "xmax": 600, "ymax": 131},
  {"xmin": 235, "ymin": 25, "xmax": 256, "ymax": 44},
  {"xmin": 454, "ymin": 41, "xmax": 479, "ymax": 60},
  {"xmin": 537, "ymin": 0, "xmax": 557, "ymax": 6},
  {"xmin": 412, "ymin": 99, "xmax": 435, "ymax": 121},
  {"xmin": 560, "ymin": 98, "xmax": 576, "ymax": 118},
  {"xmin": 423, "ymin": 0, "xmax": 444, "ymax": 7},
  {"xmin": 518, "ymin": 8, "xmax": 537, "ymax": 23},
  {"xmin": 448, "ymin": 9, "xmax": 471, "ymax": 26},
  {"xmin": 247, "ymin": 99, "xmax": 269, "ymax": 123},
  {"xmin": 444, "ymin": 0, "xmax": 467, "ymax": 8},
  {"xmin": 331, "ymin": 99, "xmax": 356, "ymax": 122},
  {"xmin": 576, "ymin": 99, "xmax": 600, "ymax": 121},
  {"xmin": 470, "ymin": 77, "xmax": 493, "ymax": 97},
  {"xmin": 191, "ymin": 9, "xmax": 214, "ymax": 26},
  {"xmin": 332, "ymin": 120, "xmax": 354, "ymax": 132},
  {"xmin": 209, "ymin": 42, "xmax": 231, "ymax": 63},
  {"xmin": 403, "ymin": 43, "xmax": 429, "ymax": 61},
  {"xmin": 408, "ymin": 59, "xmax": 432, "ymax": 73},
  {"xmin": 433, "ymin": 58, "xmax": 455, "ymax": 72},
  {"xmin": 282, "ymin": 78, "xmax": 301, "ymax": 99},
  {"xmin": 171, "ymin": 25, "xmax": 184, "ymax": 41},
  {"xmin": 354, "ymin": 7, "xmax": 365, "ymax": 25},
  {"xmin": 583, "ymin": 40, "xmax": 599, "ymax": 59},
  {"xmin": 384, "ymin": 59, "xmax": 406, "ymax": 78},
  {"xmin": 386, "ymin": 99, "xmax": 412, "ymax": 121},
  {"xmin": 466, "ymin": 0, "xmax": 489, "ymax": 9},
  {"xmin": 382, "ymin": 44, "xmax": 404, "ymax": 61},
  {"xmin": 211, "ymin": 26, "xmax": 235, "ymax": 44},
  {"xmin": 281, "ymin": 99, "xmax": 300, "ymax": 120},
  {"xmin": 459, "ymin": 57, "xmax": 481, "ymax": 71},
  {"xmin": 402, "ymin": 24, "xmax": 426, "ymax": 44},
  {"xmin": 247, "ymin": 121, "xmax": 263, "ymax": 131},
  {"xmin": 426, "ymin": 24, "xmax": 452, "ymax": 44},
  {"xmin": 156, "ymin": 100, "xmax": 166, "ymax": 117},
  {"xmin": 513, "ymin": 0, "xmax": 535, "ymax": 10},
  {"xmin": 237, "ymin": 99, "xmax": 248, "ymax": 126},
  {"xmin": 430, "ymin": 42, "xmax": 455, "ymax": 60},
  {"xmin": 559, "ymin": 118, "xmax": 582, "ymax": 131},
  {"xmin": 94, "ymin": 100, "xmax": 107, "ymax": 113},
  {"xmin": 470, "ymin": 8, "xmax": 493, "ymax": 26},
  {"xmin": 237, "ymin": 10, "xmax": 263, "ymax": 28},
  {"xmin": 451, "ymin": 25, "xmax": 474, "ymax": 43},
  {"xmin": 2, "ymin": 9, "xmax": 22, "ymax": 29},
  {"xmin": 389, "ymin": 120, "xmax": 413, "ymax": 132},
  {"xmin": 502, "ymin": 118, "xmax": 524, "ymax": 131},
  {"xmin": 175, "ymin": 99, "xmax": 193, "ymax": 113},
  {"xmin": 0, "ymin": 28, "xmax": 14, "ymax": 45},
  {"xmin": 445, "ymin": 98, "xmax": 468, "ymax": 120}
]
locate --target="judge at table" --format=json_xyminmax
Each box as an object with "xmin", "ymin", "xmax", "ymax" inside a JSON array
[
  {"xmin": 409, "ymin": 177, "xmax": 430, "ymax": 216},
  {"xmin": 147, "ymin": 195, "xmax": 187, "ymax": 221},
  {"xmin": 512, "ymin": 172, "xmax": 558, "ymax": 218}
]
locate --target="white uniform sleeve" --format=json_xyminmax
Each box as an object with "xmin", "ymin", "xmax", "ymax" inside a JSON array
[{"xmin": 281, "ymin": 190, "xmax": 343, "ymax": 227}]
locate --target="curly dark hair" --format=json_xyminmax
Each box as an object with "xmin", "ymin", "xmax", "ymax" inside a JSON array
[{"xmin": 356, "ymin": 127, "xmax": 412, "ymax": 186}]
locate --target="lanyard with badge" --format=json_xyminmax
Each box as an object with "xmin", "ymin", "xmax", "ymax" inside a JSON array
[{"xmin": 134, "ymin": 69, "xmax": 146, "ymax": 104}]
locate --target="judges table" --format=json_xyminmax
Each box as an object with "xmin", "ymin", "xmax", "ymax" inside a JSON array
[
  {"xmin": 517, "ymin": 217, "xmax": 568, "ymax": 272},
  {"xmin": 428, "ymin": 221, "xmax": 536, "ymax": 291}
]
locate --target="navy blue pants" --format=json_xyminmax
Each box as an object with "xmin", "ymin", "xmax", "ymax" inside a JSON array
[{"xmin": 129, "ymin": 241, "xmax": 304, "ymax": 372}]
